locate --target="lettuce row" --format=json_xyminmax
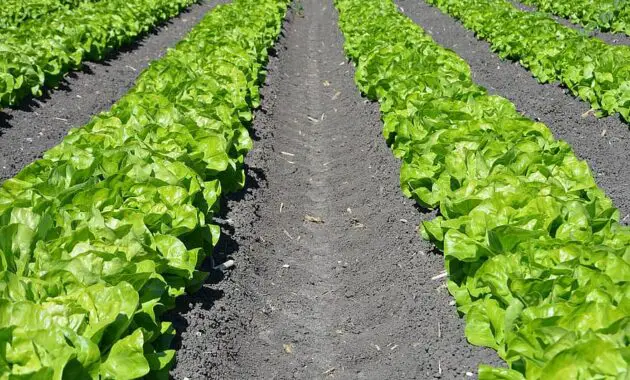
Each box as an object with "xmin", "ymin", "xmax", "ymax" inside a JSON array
[
  {"xmin": 0, "ymin": 0, "xmax": 289, "ymax": 378},
  {"xmin": 335, "ymin": 0, "xmax": 630, "ymax": 378},
  {"xmin": 0, "ymin": 0, "xmax": 100, "ymax": 28},
  {"xmin": 423, "ymin": 0, "xmax": 630, "ymax": 124},
  {"xmin": 521, "ymin": 0, "xmax": 630, "ymax": 36},
  {"xmin": 0, "ymin": 0, "xmax": 196, "ymax": 108}
]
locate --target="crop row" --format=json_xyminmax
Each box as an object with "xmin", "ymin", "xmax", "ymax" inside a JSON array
[
  {"xmin": 0, "ymin": 0, "xmax": 194, "ymax": 108},
  {"xmin": 424, "ymin": 0, "xmax": 630, "ymax": 123},
  {"xmin": 336, "ymin": 0, "xmax": 630, "ymax": 378},
  {"xmin": 0, "ymin": 0, "xmax": 99, "ymax": 28},
  {"xmin": 521, "ymin": 0, "xmax": 630, "ymax": 35},
  {"xmin": 0, "ymin": 0, "xmax": 288, "ymax": 377}
]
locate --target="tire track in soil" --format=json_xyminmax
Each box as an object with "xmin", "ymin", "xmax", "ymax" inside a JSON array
[
  {"xmin": 397, "ymin": 0, "xmax": 630, "ymax": 220},
  {"xmin": 169, "ymin": 0, "xmax": 501, "ymax": 379},
  {"xmin": 0, "ymin": 0, "xmax": 227, "ymax": 182}
]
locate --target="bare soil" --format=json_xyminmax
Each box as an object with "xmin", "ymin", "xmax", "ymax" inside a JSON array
[{"xmin": 168, "ymin": 1, "xmax": 501, "ymax": 379}]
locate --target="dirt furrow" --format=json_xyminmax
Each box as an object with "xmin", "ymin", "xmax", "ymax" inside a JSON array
[
  {"xmin": 169, "ymin": 0, "xmax": 501, "ymax": 378},
  {"xmin": 396, "ymin": 0, "xmax": 630, "ymax": 219},
  {"xmin": 0, "ymin": 0, "xmax": 227, "ymax": 181}
]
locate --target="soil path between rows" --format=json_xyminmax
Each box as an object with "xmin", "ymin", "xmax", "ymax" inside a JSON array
[
  {"xmin": 397, "ymin": 0, "xmax": 630, "ymax": 219},
  {"xmin": 0, "ymin": 0, "xmax": 227, "ymax": 181},
  {"xmin": 169, "ymin": 0, "xmax": 501, "ymax": 378}
]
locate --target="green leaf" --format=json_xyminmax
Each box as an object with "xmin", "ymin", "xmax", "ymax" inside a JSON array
[{"xmin": 100, "ymin": 329, "xmax": 150, "ymax": 380}]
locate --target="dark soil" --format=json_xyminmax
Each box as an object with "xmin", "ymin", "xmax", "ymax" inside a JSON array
[
  {"xmin": 168, "ymin": 0, "xmax": 501, "ymax": 379},
  {"xmin": 0, "ymin": 0, "xmax": 227, "ymax": 181},
  {"xmin": 510, "ymin": 0, "xmax": 630, "ymax": 46},
  {"xmin": 396, "ymin": 0, "xmax": 630, "ymax": 220}
]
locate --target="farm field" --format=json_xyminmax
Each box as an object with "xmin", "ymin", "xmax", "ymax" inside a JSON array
[{"xmin": 0, "ymin": 0, "xmax": 629, "ymax": 379}]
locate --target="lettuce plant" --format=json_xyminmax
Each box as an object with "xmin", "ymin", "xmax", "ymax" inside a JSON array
[
  {"xmin": 0, "ymin": 0, "xmax": 101, "ymax": 28},
  {"xmin": 0, "ymin": 0, "xmax": 195, "ymax": 108},
  {"xmin": 521, "ymin": 0, "xmax": 630, "ymax": 36}
]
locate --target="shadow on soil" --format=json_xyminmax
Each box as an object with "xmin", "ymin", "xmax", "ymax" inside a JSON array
[{"xmin": 164, "ymin": 164, "xmax": 266, "ymax": 352}]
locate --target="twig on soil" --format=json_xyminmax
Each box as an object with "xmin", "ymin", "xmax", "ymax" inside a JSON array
[
  {"xmin": 283, "ymin": 229, "xmax": 294, "ymax": 240},
  {"xmin": 581, "ymin": 108, "xmax": 595, "ymax": 117},
  {"xmin": 125, "ymin": 65, "xmax": 137, "ymax": 72},
  {"xmin": 216, "ymin": 217, "xmax": 234, "ymax": 226},
  {"xmin": 281, "ymin": 151, "xmax": 295, "ymax": 156},
  {"xmin": 323, "ymin": 368, "xmax": 336, "ymax": 375},
  {"xmin": 213, "ymin": 259, "xmax": 235, "ymax": 271},
  {"xmin": 304, "ymin": 214, "xmax": 324, "ymax": 223},
  {"xmin": 53, "ymin": 117, "xmax": 68, "ymax": 122},
  {"xmin": 307, "ymin": 116, "xmax": 319, "ymax": 123},
  {"xmin": 279, "ymin": 202, "xmax": 284, "ymax": 213},
  {"xmin": 431, "ymin": 271, "xmax": 447, "ymax": 280},
  {"xmin": 332, "ymin": 91, "xmax": 341, "ymax": 100},
  {"xmin": 438, "ymin": 360, "xmax": 442, "ymax": 376},
  {"xmin": 438, "ymin": 321, "xmax": 441, "ymax": 339}
]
